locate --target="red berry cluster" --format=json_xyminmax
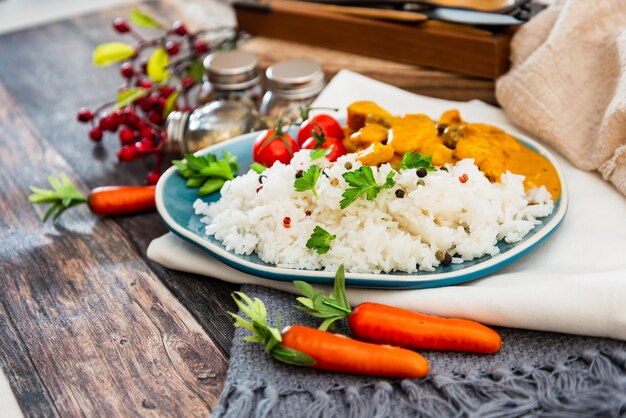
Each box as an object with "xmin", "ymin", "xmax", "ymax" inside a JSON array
[{"xmin": 77, "ymin": 13, "xmax": 240, "ymax": 185}]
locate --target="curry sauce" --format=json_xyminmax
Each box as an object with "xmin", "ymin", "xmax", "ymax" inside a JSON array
[{"xmin": 344, "ymin": 101, "xmax": 561, "ymax": 199}]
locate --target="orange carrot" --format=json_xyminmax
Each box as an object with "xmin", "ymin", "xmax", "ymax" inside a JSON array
[
  {"xmin": 29, "ymin": 173, "xmax": 155, "ymax": 221},
  {"xmin": 294, "ymin": 266, "xmax": 502, "ymax": 354},
  {"xmin": 230, "ymin": 292, "xmax": 429, "ymax": 379},
  {"xmin": 348, "ymin": 302, "xmax": 501, "ymax": 354},
  {"xmin": 87, "ymin": 185, "xmax": 155, "ymax": 216}
]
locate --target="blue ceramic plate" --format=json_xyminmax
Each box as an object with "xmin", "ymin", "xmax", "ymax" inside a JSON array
[{"xmin": 156, "ymin": 124, "xmax": 568, "ymax": 289}]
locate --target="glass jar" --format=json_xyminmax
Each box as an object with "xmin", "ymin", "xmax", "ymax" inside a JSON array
[
  {"xmin": 199, "ymin": 50, "xmax": 264, "ymax": 108},
  {"xmin": 165, "ymin": 100, "xmax": 257, "ymax": 155},
  {"xmin": 166, "ymin": 50, "xmax": 261, "ymax": 155},
  {"xmin": 259, "ymin": 59, "xmax": 325, "ymax": 124}
]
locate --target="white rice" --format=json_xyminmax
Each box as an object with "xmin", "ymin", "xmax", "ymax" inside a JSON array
[{"xmin": 193, "ymin": 150, "xmax": 554, "ymax": 274}]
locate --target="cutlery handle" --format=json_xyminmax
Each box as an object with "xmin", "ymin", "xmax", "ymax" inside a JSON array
[{"xmin": 284, "ymin": 1, "xmax": 428, "ymax": 22}]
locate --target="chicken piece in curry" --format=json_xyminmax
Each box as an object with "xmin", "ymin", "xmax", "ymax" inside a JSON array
[{"xmin": 343, "ymin": 101, "xmax": 561, "ymax": 199}]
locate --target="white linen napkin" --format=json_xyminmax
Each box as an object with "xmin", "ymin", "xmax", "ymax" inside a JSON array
[{"xmin": 148, "ymin": 70, "xmax": 626, "ymax": 340}]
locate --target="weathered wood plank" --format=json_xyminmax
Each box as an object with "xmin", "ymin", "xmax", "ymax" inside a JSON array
[
  {"xmin": 0, "ymin": 2, "xmax": 239, "ymax": 358},
  {"xmin": 0, "ymin": 81, "xmax": 227, "ymax": 416}
]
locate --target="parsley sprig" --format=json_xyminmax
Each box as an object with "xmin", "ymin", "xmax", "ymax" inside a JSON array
[
  {"xmin": 173, "ymin": 151, "xmax": 238, "ymax": 196},
  {"xmin": 340, "ymin": 166, "xmax": 395, "ymax": 209},
  {"xmin": 310, "ymin": 148, "xmax": 330, "ymax": 161},
  {"xmin": 294, "ymin": 165, "xmax": 322, "ymax": 199},
  {"xmin": 396, "ymin": 152, "xmax": 435, "ymax": 171},
  {"xmin": 306, "ymin": 226, "xmax": 336, "ymax": 254}
]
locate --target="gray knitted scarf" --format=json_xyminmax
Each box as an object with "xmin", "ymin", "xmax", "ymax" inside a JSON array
[{"xmin": 213, "ymin": 285, "xmax": 626, "ymax": 417}]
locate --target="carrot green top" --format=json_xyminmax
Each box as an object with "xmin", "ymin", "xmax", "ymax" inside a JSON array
[
  {"xmin": 293, "ymin": 265, "xmax": 353, "ymax": 331},
  {"xmin": 230, "ymin": 292, "xmax": 314, "ymax": 367}
]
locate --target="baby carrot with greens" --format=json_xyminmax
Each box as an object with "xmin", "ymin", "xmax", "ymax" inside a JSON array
[
  {"xmin": 230, "ymin": 292, "xmax": 429, "ymax": 379},
  {"xmin": 294, "ymin": 266, "xmax": 502, "ymax": 354},
  {"xmin": 29, "ymin": 173, "xmax": 156, "ymax": 221}
]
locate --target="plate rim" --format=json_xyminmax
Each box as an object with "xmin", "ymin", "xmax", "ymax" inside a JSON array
[{"xmin": 155, "ymin": 125, "xmax": 568, "ymax": 288}]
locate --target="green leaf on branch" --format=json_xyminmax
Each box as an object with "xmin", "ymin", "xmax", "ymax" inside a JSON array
[
  {"xmin": 93, "ymin": 42, "xmax": 136, "ymax": 66},
  {"xmin": 187, "ymin": 59, "xmax": 205, "ymax": 83},
  {"xmin": 130, "ymin": 8, "xmax": 163, "ymax": 29},
  {"xmin": 162, "ymin": 91, "xmax": 179, "ymax": 118},
  {"xmin": 116, "ymin": 88, "xmax": 147, "ymax": 109},
  {"xmin": 147, "ymin": 47, "xmax": 169, "ymax": 82}
]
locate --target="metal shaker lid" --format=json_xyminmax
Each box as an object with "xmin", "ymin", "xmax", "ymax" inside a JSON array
[
  {"xmin": 165, "ymin": 110, "xmax": 191, "ymax": 155},
  {"xmin": 204, "ymin": 50, "xmax": 260, "ymax": 91},
  {"xmin": 265, "ymin": 59, "xmax": 325, "ymax": 100}
]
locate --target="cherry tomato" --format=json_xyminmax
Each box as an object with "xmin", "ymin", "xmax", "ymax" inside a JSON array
[
  {"xmin": 301, "ymin": 135, "xmax": 347, "ymax": 162},
  {"xmin": 297, "ymin": 114, "xmax": 344, "ymax": 146},
  {"xmin": 253, "ymin": 129, "xmax": 299, "ymax": 167}
]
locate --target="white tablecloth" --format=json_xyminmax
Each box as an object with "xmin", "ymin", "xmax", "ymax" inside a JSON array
[{"xmin": 148, "ymin": 70, "xmax": 626, "ymax": 340}]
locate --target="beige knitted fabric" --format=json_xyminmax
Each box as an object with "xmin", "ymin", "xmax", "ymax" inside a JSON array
[{"xmin": 496, "ymin": 0, "xmax": 626, "ymax": 196}]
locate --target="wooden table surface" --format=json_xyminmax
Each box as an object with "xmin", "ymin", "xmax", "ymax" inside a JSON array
[{"xmin": 0, "ymin": 3, "xmax": 494, "ymax": 416}]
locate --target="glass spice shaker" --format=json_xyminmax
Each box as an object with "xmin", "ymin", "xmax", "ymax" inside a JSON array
[
  {"xmin": 165, "ymin": 51, "xmax": 261, "ymax": 155},
  {"xmin": 259, "ymin": 59, "xmax": 325, "ymax": 125},
  {"xmin": 199, "ymin": 50, "xmax": 264, "ymax": 108}
]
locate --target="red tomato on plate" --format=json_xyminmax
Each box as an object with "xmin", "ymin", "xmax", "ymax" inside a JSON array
[
  {"xmin": 252, "ymin": 129, "xmax": 299, "ymax": 167},
  {"xmin": 301, "ymin": 135, "xmax": 347, "ymax": 162},
  {"xmin": 297, "ymin": 114, "xmax": 344, "ymax": 146}
]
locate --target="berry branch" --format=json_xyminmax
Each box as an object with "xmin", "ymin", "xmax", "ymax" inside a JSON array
[{"xmin": 76, "ymin": 8, "xmax": 244, "ymax": 185}]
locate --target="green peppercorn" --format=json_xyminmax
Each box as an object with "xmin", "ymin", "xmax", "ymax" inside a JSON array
[
  {"xmin": 416, "ymin": 167, "xmax": 427, "ymax": 178},
  {"xmin": 417, "ymin": 179, "xmax": 425, "ymax": 187},
  {"xmin": 344, "ymin": 162, "xmax": 353, "ymax": 170}
]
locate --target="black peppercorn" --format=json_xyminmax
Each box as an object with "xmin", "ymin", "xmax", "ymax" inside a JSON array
[
  {"xmin": 416, "ymin": 167, "xmax": 427, "ymax": 178},
  {"xmin": 295, "ymin": 170, "xmax": 303, "ymax": 179},
  {"xmin": 395, "ymin": 189, "xmax": 405, "ymax": 198},
  {"xmin": 258, "ymin": 175, "xmax": 267, "ymax": 183}
]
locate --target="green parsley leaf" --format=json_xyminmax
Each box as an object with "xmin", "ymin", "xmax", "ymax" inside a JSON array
[
  {"xmin": 250, "ymin": 162, "xmax": 267, "ymax": 174},
  {"xmin": 173, "ymin": 151, "xmax": 238, "ymax": 195},
  {"xmin": 397, "ymin": 152, "xmax": 435, "ymax": 171},
  {"xmin": 310, "ymin": 148, "xmax": 331, "ymax": 161},
  {"xmin": 187, "ymin": 59, "xmax": 205, "ymax": 83},
  {"xmin": 294, "ymin": 165, "xmax": 322, "ymax": 199},
  {"xmin": 340, "ymin": 166, "xmax": 395, "ymax": 209},
  {"xmin": 306, "ymin": 226, "xmax": 336, "ymax": 255}
]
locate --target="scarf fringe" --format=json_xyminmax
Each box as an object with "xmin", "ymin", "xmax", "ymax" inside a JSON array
[{"xmin": 214, "ymin": 349, "xmax": 626, "ymax": 418}]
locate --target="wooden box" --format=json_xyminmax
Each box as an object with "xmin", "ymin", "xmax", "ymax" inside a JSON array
[{"xmin": 234, "ymin": 1, "xmax": 513, "ymax": 79}]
